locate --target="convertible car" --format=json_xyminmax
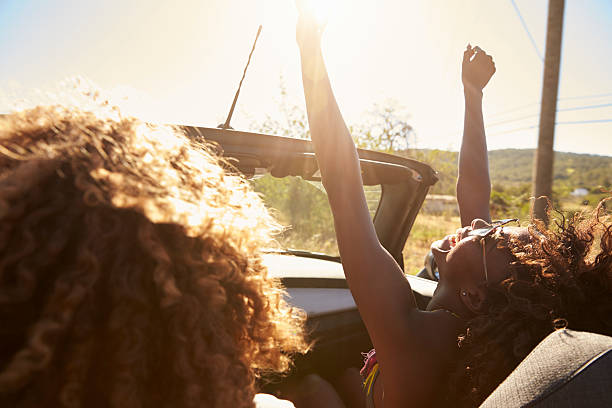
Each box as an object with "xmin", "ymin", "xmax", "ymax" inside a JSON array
[
  {"xmin": 183, "ymin": 124, "xmax": 438, "ymax": 384},
  {"xmin": 183, "ymin": 125, "xmax": 611, "ymax": 407}
]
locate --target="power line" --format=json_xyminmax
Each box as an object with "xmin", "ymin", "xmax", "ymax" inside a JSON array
[
  {"xmin": 557, "ymin": 102, "xmax": 612, "ymax": 112},
  {"xmin": 488, "ymin": 124, "xmax": 536, "ymax": 136},
  {"xmin": 444, "ymin": 102, "xmax": 612, "ymax": 138},
  {"xmin": 487, "ymin": 113, "xmax": 538, "ymax": 128},
  {"xmin": 487, "ymin": 118, "xmax": 612, "ymax": 137},
  {"xmin": 509, "ymin": 0, "xmax": 543, "ymax": 61},
  {"xmin": 489, "ymin": 93, "xmax": 612, "ymax": 119},
  {"xmin": 486, "ymin": 102, "xmax": 612, "ymax": 128},
  {"xmin": 559, "ymin": 92, "xmax": 612, "ymax": 101},
  {"xmin": 557, "ymin": 118, "xmax": 612, "ymax": 125},
  {"xmin": 489, "ymin": 101, "xmax": 540, "ymax": 119}
]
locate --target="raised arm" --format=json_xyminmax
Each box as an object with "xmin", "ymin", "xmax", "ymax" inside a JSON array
[
  {"xmin": 296, "ymin": 6, "xmax": 433, "ymax": 404},
  {"xmin": 296, "ymin": 1, "xmax": 417, "ymax": 328},
  {"xmin": 457, "ymin": 45, "xmax": 496, "ymax": 226}
]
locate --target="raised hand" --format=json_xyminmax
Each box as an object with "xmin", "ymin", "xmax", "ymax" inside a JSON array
[
  {"xmin": 462, "ymin": 45, "xmax": 496, "ymax": 95},
  {"xmin": 296, "ymin": 0, "xmax": 326, "ymax": 51}
]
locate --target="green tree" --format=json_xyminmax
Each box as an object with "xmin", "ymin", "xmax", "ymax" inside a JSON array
[
  {"xmin": 247, "ymin": 86, "xmax": 415, "ymax": 254},
  {"xmin": 352, "ymin": 99, "xmax": 415, "ymax": 152},
  {"xmin": 251, "ymin": 175, "xmax": 337, "ymax": 253},
  {"xmin": 253, "ymin": 77, "xmax": 310, "ymax": 140}
]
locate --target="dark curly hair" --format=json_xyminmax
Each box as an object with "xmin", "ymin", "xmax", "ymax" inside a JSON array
[
  {"xmin": 448, "ymin": 200, "xmax": 612, "ymax": 406},
  {"xmin": 446, "ymin": 199, "xmax": 612, "ymax": 407},
  {"xmin": 0, "ymin": 99, "xmax": 308, "ymax": 408}
]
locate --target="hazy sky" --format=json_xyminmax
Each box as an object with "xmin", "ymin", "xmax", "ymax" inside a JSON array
[{"xmin": 1, "ymin": 0, "xmax": 611, "ymax": 155}]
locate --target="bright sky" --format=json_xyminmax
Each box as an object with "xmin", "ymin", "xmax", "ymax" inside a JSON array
[{"xmin": 1, "ymin": 0, "xmax": 611, "ymax": 155}]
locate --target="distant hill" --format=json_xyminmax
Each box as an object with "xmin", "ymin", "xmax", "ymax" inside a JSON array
[
  {"xmin": 489, "ymin": 149, "xmax": 612, "ymax": 189},
  {"xmin": 406, "ymin": 149, "xmax": 612, "ymax": 196}
]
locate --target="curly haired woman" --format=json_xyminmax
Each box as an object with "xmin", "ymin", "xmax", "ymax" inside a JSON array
[
  {"xmin": 0, "ymin": 97, "xmax": 308, "ymax": 408},
  {"xmin": 295, "ymin": 3, "xmax": 611, "ymax": 407},
  {"xmin": 448, "ymin": 204, "xmax": 612, "ymax": 406}
]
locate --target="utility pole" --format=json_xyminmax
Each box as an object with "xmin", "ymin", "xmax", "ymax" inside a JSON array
[{"xmin": 532, "ymin": 0, "xmax": 565, "ymax": 224}]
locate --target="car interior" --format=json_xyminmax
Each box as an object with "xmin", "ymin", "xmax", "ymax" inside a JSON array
[{"xmin": 185, "ymin": 125, "xmax": 612, "ymax": 407}]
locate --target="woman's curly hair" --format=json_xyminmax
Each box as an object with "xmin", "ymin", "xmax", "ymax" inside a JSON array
[
  {"xmin": 450, "ymin": 201, "xmax": 612, "ymax": 407},
  {"xmin": 0, "ymin": 99, "xmax": 308, "ymax": 408}
]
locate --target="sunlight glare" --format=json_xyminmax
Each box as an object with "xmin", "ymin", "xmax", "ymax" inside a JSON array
[{"xmin": 303, "ymin": 0, "xmax": 344, "ymax": 25}]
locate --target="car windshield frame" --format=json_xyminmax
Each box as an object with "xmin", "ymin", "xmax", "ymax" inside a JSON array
[{"xmin": 181, "ymin": 126, "xmax": 438, "ymax": 269}]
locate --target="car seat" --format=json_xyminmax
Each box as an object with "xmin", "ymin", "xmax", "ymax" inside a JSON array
[{"xmin": 479, "ymin": 329, "xmax": 612, "ymax": 407}]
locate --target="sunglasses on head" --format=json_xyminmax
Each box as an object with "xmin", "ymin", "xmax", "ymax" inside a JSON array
[{"xmin": 467, "ymin": 218, "xmax": 519, "ymax": 283}]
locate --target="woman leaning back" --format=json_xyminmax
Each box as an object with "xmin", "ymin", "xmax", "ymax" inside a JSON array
[{"xmin": 295, "ymin": 3, "xmax": 612, "ymax": 407}]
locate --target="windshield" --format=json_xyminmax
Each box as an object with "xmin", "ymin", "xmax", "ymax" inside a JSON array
[{"xmin": 250, "ymin": 175, "xmax": 381, "ymax": 256}]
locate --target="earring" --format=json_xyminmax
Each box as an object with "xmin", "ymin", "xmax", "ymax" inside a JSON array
[{"xmin": 461, "ymin": 291, "xmax": 467, "ymax": 296}]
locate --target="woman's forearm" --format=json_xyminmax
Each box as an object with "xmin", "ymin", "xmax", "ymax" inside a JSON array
[
  {"xmin": 457, "ymin": 89, "xmax": 492, "ymax": 225},
  {"xmin": 298, "ymin": 44, "xmax": 363, "ymax": 197}
]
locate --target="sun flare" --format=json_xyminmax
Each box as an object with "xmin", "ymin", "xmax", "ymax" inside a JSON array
[{"xmin": 302, "ymin": 0, "xmax": 346, "ymax": 25}]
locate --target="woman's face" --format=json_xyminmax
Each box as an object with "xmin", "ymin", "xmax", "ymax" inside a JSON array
[
  {"xmin": 431, "ymin": 219, "xmax": 527, "ymax": 289},
  {"xmin": 426, "ymin": 219, "xmax": 529, "ymax": 315}
]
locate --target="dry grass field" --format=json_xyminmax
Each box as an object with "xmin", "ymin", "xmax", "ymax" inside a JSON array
[
  {"xmin": 402, "ymin": 213, "xmax": 461, "ymax": 275},
  {"xmin": 403, "ymin": 195, "xmax": 610, "ymax": 275}
]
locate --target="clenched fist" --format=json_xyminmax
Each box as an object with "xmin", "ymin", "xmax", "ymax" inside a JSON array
[{"xmin": 462, "ymin": 45, "xmax": 496, "ymax": 95}]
